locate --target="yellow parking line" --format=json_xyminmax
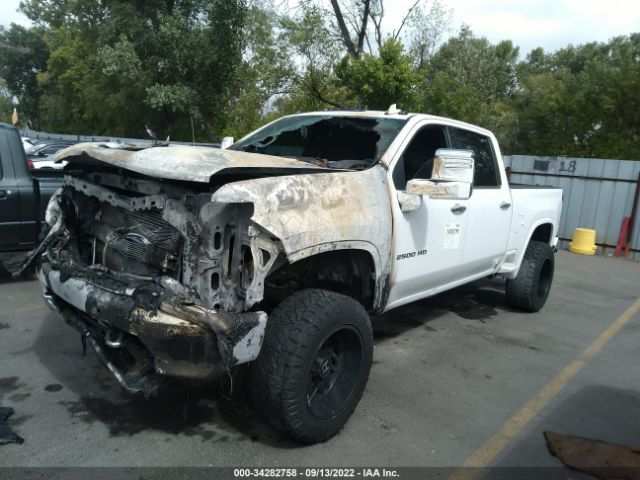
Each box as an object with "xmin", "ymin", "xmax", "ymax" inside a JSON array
[
  {"xmin": 450, "ymin": 296, "xmax": 640, "ymax": 480},
  {"xmin": 0, "ymin": 303, "xmax": 48, "ymax": 316}
]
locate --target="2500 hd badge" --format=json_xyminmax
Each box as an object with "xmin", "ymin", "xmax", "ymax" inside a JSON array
[{"xmin": 396, "ymin": 249, "xmax": 428, "ymax": 261}]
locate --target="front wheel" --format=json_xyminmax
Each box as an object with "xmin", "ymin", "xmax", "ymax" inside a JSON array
[
  {"xmin": 250, "ymin": 289, "xmax": 373, "ymax": 444},
  {"xmin": 506, "ymin": 240, "xmax": 555, "ymax": 312}
]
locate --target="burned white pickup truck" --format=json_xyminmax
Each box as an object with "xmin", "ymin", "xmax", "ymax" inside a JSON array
[{"xmin": 34, "ymin": 109, "xmax": 562, "ymax": 443}]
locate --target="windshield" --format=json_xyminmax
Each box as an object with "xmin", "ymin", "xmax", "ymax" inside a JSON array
[
  {"xmin": 24, "ymin": 143, "xmax": 45, "ymax": 154},
  {"xmin": 231, "ymin": 115, "xmax": 407, "ymax": 169}
]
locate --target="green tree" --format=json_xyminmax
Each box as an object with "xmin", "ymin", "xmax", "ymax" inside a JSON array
[
  {"xmin": 222, "ymin": 2, "xmax": 296, "ymax": 138},
  {"xmin": 421, "ymin": 26, "xmax": 519, "ymax": 150},
  {"xmin": 0, "ymin": 78, "xmax": 14, "ymax": 124},
  {"xmin": 513, "ymin": 34, "xmax": 640, "ymax": 158},
  {"xmin": 19, "ymin": 0, "xmax": 248, "ymax": 140},
  {"xmin": 336, "ymin": 38, "xmax": 420, "ymax": 110},
  {"xmin": 0, "ymin": 24, "xmax": 49, "ymax": 128},
  {"xmin": 277, "ymin": 4, "xmax": 349, "ymax": 111}
]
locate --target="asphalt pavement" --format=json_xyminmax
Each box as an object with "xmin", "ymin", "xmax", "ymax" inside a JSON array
[{"xmin": 0, "ymin": 251, "xmax": 639, "ymax": 473}]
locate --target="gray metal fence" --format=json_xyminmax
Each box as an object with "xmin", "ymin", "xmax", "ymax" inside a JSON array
[
  {"xmin": 19, "ymin": 128, "xmax": 220, "ymax": 147},
  {"xmin": 503, "ymin": 155, "xmax": 640, "ymax": 260}
]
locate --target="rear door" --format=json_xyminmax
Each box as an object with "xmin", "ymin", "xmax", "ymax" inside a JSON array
[
  {"xmin": 0, "ymin": 129, "xmax": 22, "ymax": 250},
  {"xmin": 448, "ymin": 127, "xmax": 512, "ymax": 275}
]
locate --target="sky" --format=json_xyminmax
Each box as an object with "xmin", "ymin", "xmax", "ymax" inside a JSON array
[
  {"xmin": 387, "ymin": 0, "xmax": 640, "ymax": 55},
  {"xmin": 1, "ymin": 0, "xmax": 639, "ymax": 55}
]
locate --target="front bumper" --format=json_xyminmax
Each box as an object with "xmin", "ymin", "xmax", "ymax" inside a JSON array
[{"xmin": 38, "ymin": 260, "xmax": 266, "ymax": 396}]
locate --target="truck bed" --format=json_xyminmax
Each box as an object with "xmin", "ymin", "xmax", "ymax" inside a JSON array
[
  {"xmin": 504, "ymin": 187, "xmax": 563, "ymax": 274},
  {"xmin": 509, "ymin": 183, "xmax": 560, "ymax": 190}
]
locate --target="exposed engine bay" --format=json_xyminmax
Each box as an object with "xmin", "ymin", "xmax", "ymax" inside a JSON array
[
  {"xmin": 28, "ymin": 135, "xmax": 392, "ymax": 401},
  {"xmin": 37, "ymin": 166, "xmax": 285, "ymax": 396}
]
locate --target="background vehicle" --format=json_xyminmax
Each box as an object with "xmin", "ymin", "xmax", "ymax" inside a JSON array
[
  {"xmin": 25, "ymin": 140, "xmax": 75, "ymax": 169},
  {"xmin": 33, "ymin": 110, "xmax": 562, "ymax": 443},
  {"xmin": 21, "ymin": 136, "xmax": 34, "ymax": 151},
  {"xmin": 0, "ymin": 124, "xmax": 64, "ymax": 266}
]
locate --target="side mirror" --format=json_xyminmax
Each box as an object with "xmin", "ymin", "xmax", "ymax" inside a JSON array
[
  {"xmin": 220, "ymin": 136, "xmax": 234, "ymax": 149},
  {"xmin": 407, "ymin": 149, "xmax": 474, "ymax": 200},
  {"xmin": 397, "ymin": 191, "xmax": 422, "ymax": 212}
]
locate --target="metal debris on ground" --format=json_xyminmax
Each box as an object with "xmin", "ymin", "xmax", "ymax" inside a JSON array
[
  {"xmin": 545, "ymin": 431, "xmax": 640, "ymax": 480},
  {"xmin": 0, "ymin": 407, "xmax": 24, "ymax": 445}
]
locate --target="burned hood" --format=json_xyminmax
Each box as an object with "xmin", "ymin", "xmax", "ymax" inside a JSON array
[{"xmin": 53, "ymin": 143, "xmax": 327, "ymax": 182}]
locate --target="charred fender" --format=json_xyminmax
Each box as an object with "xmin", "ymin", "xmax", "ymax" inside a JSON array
[{"xmin": 211, "ymin": 168, "xmax": 393, "ymax": 312}]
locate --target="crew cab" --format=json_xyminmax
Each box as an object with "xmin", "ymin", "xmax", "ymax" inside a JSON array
[
  {"xmin": 32, "ymin": 110, "xmax": 562, "ymax": 443},
  {"xmin": 0, "ymin": 123, "xmax": 63, "ymax": 271}
]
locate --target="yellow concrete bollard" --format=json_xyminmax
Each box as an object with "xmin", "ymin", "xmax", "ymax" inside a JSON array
[{"xmin": 569, "ymin": 228, "xmax": 597, "ymax": 255}]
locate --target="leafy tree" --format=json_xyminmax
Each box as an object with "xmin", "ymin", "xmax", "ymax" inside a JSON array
[
  {"xmin": 277, "ymin": 4, "xmax": 350, "ymax": 110},
  {"xmin": 0, "ymin": 79, "xmax": 14, "ymax": 124},
  {"xmin": 427, "ymin": 26, "xmax": 519, "ymax": 101},
  {"xmin": 222, "ymin": 2, "xmax": 296, "ymax": 138},
  {"xmin": 336, "ymin": 38, "xmax": 420, "ymax": 109},
  {"xmin": 420, "ymin": 26, "xmax": 519, "ymax": 150},
  {"xmin": 19, "ymin": 0, "xmax": 248, "ymax": 140},
  {"xmin": 513, "ymin": 34, "xmax": 640, "ymax": 158},
  {"xmin": 406, "ymin": 0, "xmax": 453, "ymax": 71},
  {"xmin": 0, "ymin": 24, "xmax": 49, "ymax": 128}
]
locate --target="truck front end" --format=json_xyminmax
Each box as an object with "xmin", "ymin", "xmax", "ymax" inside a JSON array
[{"xmin": 36, "ymin": 147, "xmax": 289, "ymax": 396}]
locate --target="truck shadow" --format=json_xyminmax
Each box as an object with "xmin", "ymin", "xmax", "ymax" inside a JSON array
[
  {"xmin": 30, "ymin": 312, "xmax": 297, "ymax": 448},
  {"xmin": 373, "ymin": 277, "xmax": 515, "ymax": 342},
  {"xmin": 0, "ymin": 268, "xmax": 35, "ymax": 285},
  {"xmin": 28, "ymin": 276, "xmax": 513, "ymax": 448}
]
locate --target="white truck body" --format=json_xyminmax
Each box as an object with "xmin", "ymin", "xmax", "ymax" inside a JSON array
[
  {"xmin": 34, "ymin": 110, "xmax": 562, "ymax": 442},
  {"xmin": 379, "ymin": 114, "xmax": 562, "ymax": 310}
]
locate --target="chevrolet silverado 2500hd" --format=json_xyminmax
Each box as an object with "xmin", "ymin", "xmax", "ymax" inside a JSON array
[{"xmin": 33, "ymin": 110, "xmax": 562, "ymax": 443}]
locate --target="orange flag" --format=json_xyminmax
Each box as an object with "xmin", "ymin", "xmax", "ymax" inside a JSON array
[{"xmin": 11, "ymin": 108, "xmax": 18, "ymax": 125}]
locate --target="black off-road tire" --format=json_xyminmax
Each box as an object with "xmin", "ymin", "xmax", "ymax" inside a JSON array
[
  {"xmin": 250, "ymin": 289, "xmax": 373, "ymax": 444},
  {"xmin": 506, "ymin": 240, "xmax": 555, "ymax": 312}
]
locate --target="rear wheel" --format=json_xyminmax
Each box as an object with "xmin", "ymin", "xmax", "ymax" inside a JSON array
[
  {"xmin": 250, "ymin": 289, "xmax": 373, "ymax": 444},
  {"xmin": 506, "ymin": 241, "xmax": 554, "ymax": 312}
]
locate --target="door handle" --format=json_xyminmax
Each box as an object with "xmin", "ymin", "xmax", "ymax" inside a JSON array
[
  {"xmin": 451, "ymin": 204, "xmax": 467, "ymax": 214},
  {"xmin": 500, "ymin": 201, "xmax": 511, "ymax": 210},
  {"xmin": 0, "ymin": 190, "xmax": 8, "ymax": 200}
]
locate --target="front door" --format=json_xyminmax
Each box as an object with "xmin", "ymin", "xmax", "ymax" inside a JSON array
[
  {"xmin": 386, "ymin": 124, "xmax": 472, "ymax": 310},
  {"xmin": 0, "ymin": 130, "xmax": 21, "ymax": 251}
]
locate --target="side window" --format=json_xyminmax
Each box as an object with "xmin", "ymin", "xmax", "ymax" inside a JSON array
[
  {"xmin": 449, "ymin": 128, "xmax": 500, "ymax": 187},
  {"xmin": 393, "ymin": 126, "xmax": 447, "ymax": 189},
  {"xmin": 42, "ymin": 145, "xmax": 62, "ymax": 155}
]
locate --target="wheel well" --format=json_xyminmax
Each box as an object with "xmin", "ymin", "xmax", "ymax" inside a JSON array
[
  {"xmin": 530, "ymin": 223, "xmax": 553, "ymax": 244},
  {"xmin": 263, "ymin": 250, "xmax": 376, "ymax": 312}
]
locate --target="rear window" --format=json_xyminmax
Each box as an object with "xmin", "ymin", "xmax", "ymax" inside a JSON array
[{"xmin": 449, "ymin": 128, "xmax": 500, "ymax": 187}]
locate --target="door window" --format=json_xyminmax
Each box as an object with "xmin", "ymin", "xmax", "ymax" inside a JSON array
[
  {"xmin": 393, "ymin": 126, "xmax": 448, "ymax": 189},
  {"xmin": 41, "ymin": 145, "xmax": 63, "ymax": 155},
  {"xmin": 448, "ymin": 128, "xmax": 500, "ymax": 187}
]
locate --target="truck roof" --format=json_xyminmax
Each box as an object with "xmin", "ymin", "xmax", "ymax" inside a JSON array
[
  {"xmin": 291, "ymin": 110, "xmax": 496, "ymax": 138},
  {"xmin": 0, "ymin": 122, "xmax": 19, "ymax": 131}
]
